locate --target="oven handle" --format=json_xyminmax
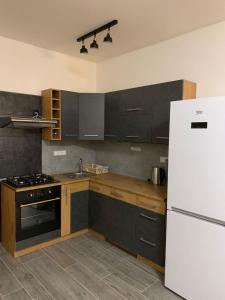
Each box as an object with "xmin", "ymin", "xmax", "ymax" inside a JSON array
[{"xmin": 20, "ymin": 197, "xmax": 61, "ymax": 208}]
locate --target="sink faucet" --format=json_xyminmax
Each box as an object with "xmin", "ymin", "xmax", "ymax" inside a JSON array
[{"xmin": 79, "ymin": 158, "xmax": 83, "ymax": 173}]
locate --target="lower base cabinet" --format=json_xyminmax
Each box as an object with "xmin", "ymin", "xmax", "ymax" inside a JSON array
[
  {"xmin": 89, "ymin": 191, "xmax": 165, "ymax": 266},
  {"xmin": 71, "ymin": 191, "xmax": 89, "ymax": 233},
  {"xmin": 89, "ymin": 191, "xmax": 136, "ymax": 252},
  {"xmin": 135, "ymin": 207, "xmax": 165, "ymax": 267}
]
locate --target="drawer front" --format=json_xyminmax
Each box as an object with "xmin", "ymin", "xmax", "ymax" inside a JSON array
[
  {"xmin": 135, "ymin": 208, "xmax": 166, "ymax": 266},
  {"xmin": 89, "ymin": 182, "xmax": 136, "ymax": 205},
  {"xmin": 70, "ymin": 181, "xmax": 89, "ymax": 193}
]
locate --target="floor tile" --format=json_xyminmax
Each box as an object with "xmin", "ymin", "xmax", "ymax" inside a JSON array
[
  {"xmin": 3, "ymin": 289, "xmax": 31, "ymax": 300},
  {"xmin": 98, "ymin": 251, "xmax": 157, "ymax": 292},
  {"xmin": 57, "ymin": 242, "xmax": 112, "ymax": 278},
  {"xmin": 44, "ymin": 244, "xmax": 76, "ymax": 268},
  {"xmin": 104, "ymin": 273, "xmax": 149, "ymax": 300},
  {"xmin": 142, "ymin": 281, "xmax": 182, "ymax": 300},
  {"xmin": 18, "ymin": 249, "xmax": 45, "ymax": 263},
  {"xmin": 0, "ymin": 259, "xmax": 21, "ymax": 296},
  {"xmin": 25, "ymin": 255, "xmax": 96, "ymax": 300},
  {"xmin": 0, "ymin": 251, "xmax": 53, "ymax": 299},
  {"xmin": 67, "ymin": 262, "xmax": 123, "ymax": 300}
]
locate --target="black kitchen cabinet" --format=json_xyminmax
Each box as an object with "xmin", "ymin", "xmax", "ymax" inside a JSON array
[
  {"xmin": 61, "ymin": 90, "xmax": 79, "ymax": 139},
  {"xmin": 71, "ymin": 191, "xmax": 89, "ymax": 233},
  {"xmin": 104, "ymin": 91, "xmax": 122, "ymax": 140},
  {"xmin": 89, "ymin": 192, "xmax": 136, "ymax": 252},
  {"xmin": 135, "ymin": 207, "xmax": 166, "ymax": 266},
  {"xmin": 78, "ymin": 93, "xmax": 105, "ymax": 140},
  {"xmin": 143, "ymin": 80, "xmax": 183, "ymax": 144}
]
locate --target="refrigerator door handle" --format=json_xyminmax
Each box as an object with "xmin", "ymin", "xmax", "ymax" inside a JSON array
[{"xmin": 171, "ymin": 207, "xmax": 225, "ymax": 227}]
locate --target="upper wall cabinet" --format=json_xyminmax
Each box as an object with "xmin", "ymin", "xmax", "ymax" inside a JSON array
[
  {"xmin": 105, "ymin": 91, "xmax": 122, "ymax": 140},
  {"xmin": 78, "ymin": 93, "xmax": 105, "ymax": 140},
  {"xmin": 61, "ymin": 91, "xmax": 79, "ymax": 139},
  {"xmin": 104, "ymin": 80, "xmax": 196, "ymax": 144}
]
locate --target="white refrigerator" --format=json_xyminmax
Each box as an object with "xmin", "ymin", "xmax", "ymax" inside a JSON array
[{"xmin": 165, "ymin": 97, "xmax": 225, "ymax": 300}]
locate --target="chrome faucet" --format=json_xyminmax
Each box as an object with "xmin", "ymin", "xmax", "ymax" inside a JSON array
[{"xmin": 79, "ymin": 158, "xmax": 83, "ymax": 173}]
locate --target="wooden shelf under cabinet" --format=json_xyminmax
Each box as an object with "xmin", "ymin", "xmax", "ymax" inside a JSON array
[{"xmin": 42, "ymin": 89, "xmax": 62, "ymax": 141}]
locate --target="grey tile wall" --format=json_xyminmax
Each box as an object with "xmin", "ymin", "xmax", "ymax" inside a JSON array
[
  {"xmin": 93, "ymin": 141, "xmax": 168, "ymax": 180},
  {"xmin": 0, "ymin": 91, "xmax": 41, "ymax": 178},
  {"xmin": 42, "ymin": 140, "xmax": 168, "ymax": 180},
  {"xmin": 42, "ymin": 140, "xmax": 96, "ymax": 175}
]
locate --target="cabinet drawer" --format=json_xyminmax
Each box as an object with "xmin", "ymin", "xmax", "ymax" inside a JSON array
[
  {"xmin": 70, "ymin": 181, "xmax": 89, "ymax": 193},
  {"xmin": 89, "ymin": 182, "xmax": 136, "ymax": 205},
  {"xmin": 135, "ymin": 208, "xmax": 165, "ymax": 266},
  {"xmin": 136, "ymin": 195, "xmax": 165, "ymax": 215}
]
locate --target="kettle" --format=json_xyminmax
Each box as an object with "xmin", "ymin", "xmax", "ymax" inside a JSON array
[{"xmin": 151, "ymin": 167, "xmax": 166, "ymax": 185}]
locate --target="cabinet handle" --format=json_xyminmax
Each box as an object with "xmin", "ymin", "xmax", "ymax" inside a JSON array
[
  {"xmin": 64, "ymin": 134, "xmax": 78, "ymax": 137},
  {"xmin": 104, "ymin": 134, "xmax": 117, "ymax": 137},
  {"xmin": 84, "ymin": 134, "xmax": 99, "ymax": 137},
  {"xmin": 125, "ymin": 136, "xmax": 140, "ymax": 139},
  {"xmin": 155, "ymin": 136, "xmax": 169, "ymax": 140},
  {"xmin": 140, "ymin": 213, "xmax": 158, "ymax": 222},
  {"xmin": 126, "ymin": 108, "xmax": 142, "ymax": 112},
  {"xmin": 139, "ymin": 237, "xmax": 156, "ymax": 247}
]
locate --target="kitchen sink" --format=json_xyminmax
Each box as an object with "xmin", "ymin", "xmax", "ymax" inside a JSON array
[{"xmin": 62, "ymin": 172, "xmax": 91, "ymax": 179}]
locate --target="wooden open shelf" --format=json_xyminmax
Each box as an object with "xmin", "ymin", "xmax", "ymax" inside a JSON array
[{"xmin": 42, "ymin": 89, "xmax": 61, "ymax": 141}]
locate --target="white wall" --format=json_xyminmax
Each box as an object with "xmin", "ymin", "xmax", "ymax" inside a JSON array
[
  {"xmin": 97, "ymin": 21, "xmax": 225, "ymax": 98},
  {"xmin": 0, "ymin": 36, "xmax": 96, "ymax": 95}
]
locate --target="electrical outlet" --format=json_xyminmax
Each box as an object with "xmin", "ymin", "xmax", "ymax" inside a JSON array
[
  {"xmin": 130, "ymin": 146, "xmax": 142, "ymax": 152},
  {"xmin": 160, "ymin": 156, "xmax": 168, "ymax": 163},
  {"xmin": 53, "ymin": 150, "xmax": 67, "ymax": 156}
]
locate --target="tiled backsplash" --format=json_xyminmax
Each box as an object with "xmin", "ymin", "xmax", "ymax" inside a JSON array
[
  {"xmin": 42, "ymin": 140, "xmax": 168, "ymax": 180},
  {"xmin": 93, "ymin": 141, "xmax": 168, "ymax": 180},
  {"xmin": 42, "ymin": 140, "xmax": 95, "ymax": 175}
]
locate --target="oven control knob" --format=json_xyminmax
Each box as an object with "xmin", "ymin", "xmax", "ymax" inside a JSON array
[
  {"xmin": 28, "ymin": 192, "xmax": 34, "ymax": 199},
  {"xmin": 48, "ymin": 189, "xmax": 52, "ymax": 194}
]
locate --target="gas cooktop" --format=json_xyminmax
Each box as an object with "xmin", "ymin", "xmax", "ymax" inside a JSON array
[{"xmin": 6, "ymin": 174, "xmax": 57, "ymax": 188}]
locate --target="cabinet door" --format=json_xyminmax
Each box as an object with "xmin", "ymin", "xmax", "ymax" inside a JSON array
[
  {"xmin": 71, "ymin": 191, "xmax": 89, "ymax": 233},
  {"xmin": 119, "ymin": 113, "xmax": 152, "ymax": 143},
  {"xmin": 88, "ymin": 191, "xmax": 110, "ymax": 236},
  {"xmin": 135, "ymin": 207, "xmax": 166, "ymax": 266},
  {"xmin": 61, "ymin": 91, "xmax": 79, "ymax": 138},
  {"xmin": 89, "ymin": 191, "xmax": 136, "ymax": 252},
  {"xmin": 78, "ymin": 93, "xmax": 105, "ymax": 140},
  {"xmin": 143, "ymin": 81, "xmax": 183, "ymax": 144},
  {"xmin": 104, "ymin": 91, "xmax": 122, "ymax": 140},
  {"xmin": 118, "ymin": 87, "xmax": 152, "ymax": 143}
]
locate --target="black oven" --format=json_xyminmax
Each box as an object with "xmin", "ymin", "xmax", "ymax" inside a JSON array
[{"xmin": 16, "ymin": 186, "xmax": 61, "ymax": 242}]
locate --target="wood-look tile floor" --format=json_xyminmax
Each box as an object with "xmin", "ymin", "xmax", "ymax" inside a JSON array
[{"xmin": 0, "ymin": 234, "xmax": 182, "ymax": 300}]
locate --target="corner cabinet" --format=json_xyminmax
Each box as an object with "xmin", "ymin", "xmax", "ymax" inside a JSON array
[
  {"xmin": 89, "ymin": 191, "xmax": 165, "ymax": 266},
  {"xmin": 78, "ymin": 93, "xmax": 105, "ymax": 140},
  {"xmin": 61, "ymin": 90, "xmax": 79, "ymax": 139}
]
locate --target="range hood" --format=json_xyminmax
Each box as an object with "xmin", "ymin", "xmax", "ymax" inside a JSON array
[{"xmin": 0, "ymin": 115, "xmax": 57, "ymax": 129}]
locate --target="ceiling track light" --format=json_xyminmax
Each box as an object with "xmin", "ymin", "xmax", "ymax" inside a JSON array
[
  {"xmin": 77, "ymin": 20, "xmax": 118, "ymax": 54},
  {"xmin": 103, "ymin": 28, "xmax": 112, "ymax": 43},
  {"xmin": 80, "ymin": 39, "xmax": 88, "ymax": 54},
  {"xmin": 90, "ymin": 34, "xmax": 99, "ymax": 49}
]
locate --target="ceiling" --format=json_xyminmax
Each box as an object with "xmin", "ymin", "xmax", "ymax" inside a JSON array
[{"xmin": 1, "ymin": 0, "xmax": 225, "ymax": 62}]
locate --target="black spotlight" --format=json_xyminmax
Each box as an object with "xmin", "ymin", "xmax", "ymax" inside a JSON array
[
  {"xmin": 90, "ymin": 34, "xmax": 99, "ymax": 49},
  {"xmin": 103, "ymin": 28, "xmax": 112, "ymax": 43},
  {"xmin": 80, "ymin": 40, "xmax": 88, "ymax": 54}
]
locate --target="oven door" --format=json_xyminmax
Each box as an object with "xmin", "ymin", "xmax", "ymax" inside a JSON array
[{"xmin": 16, "ymin": 198, "xmax": 61, "ymax": 242}]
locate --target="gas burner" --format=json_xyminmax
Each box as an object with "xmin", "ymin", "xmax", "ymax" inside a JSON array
[{"xmin": 6, "ymin": 174, "xmax": 56, "ymax": 188}]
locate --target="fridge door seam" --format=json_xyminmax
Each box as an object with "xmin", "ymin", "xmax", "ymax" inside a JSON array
[{"xmin": 170, "ymin": 207, "xmax": 225, "ymax": 227}]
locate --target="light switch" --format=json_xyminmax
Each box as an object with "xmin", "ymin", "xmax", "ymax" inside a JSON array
[{"xmin": 53, "ymin": 150, "xmax": 67, "ymax": 156}]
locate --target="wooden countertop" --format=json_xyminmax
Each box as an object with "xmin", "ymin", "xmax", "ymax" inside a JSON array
[
  {"xmin": 91, "ymin": 173, "xmax": 167, "ymax": 202},
  {"xmin": 1, "ymin": 173, "xmax": 167, "ymax": 203}
]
